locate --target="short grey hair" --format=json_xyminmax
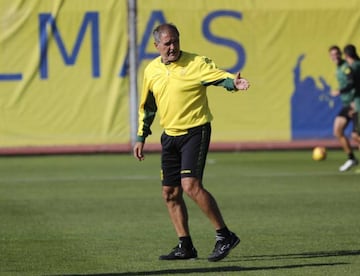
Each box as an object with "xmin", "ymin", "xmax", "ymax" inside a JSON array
[{"xmin": 153, "ymin": 23, "xmax": 179, "ymax": 43}]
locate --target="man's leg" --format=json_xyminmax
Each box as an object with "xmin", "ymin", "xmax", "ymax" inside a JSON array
[
  {"xmin": 181, "ymin": 177, "xmax": 225, "ymax": 230},
  {"xmin": 333, "ymin": 115, "xmax": 351, "ymax": 154},
  {"xmin": 162, "ymin": 185, "xmax": 189, "ymax": 237},
  {"xmin": 333, "ymin": 115, "xmax": 358, "ymax": 171},
  {"xmin": 181, "ymin": 177, "xmax": 240, "ymax": 262},
  {"xmin": 159, "ymin": 185, "xmax": 198, "ymax": 260},
  {"xmin": 177, "ymin": 123, "xmax": 240, "ymax": 261},
  {"xmin": 159, "ymin": 131, "xmax": 197, "ymax": 260},
  {"xmin": 352, "ymin": 112, "xmax": 360, "ymax": 147}
]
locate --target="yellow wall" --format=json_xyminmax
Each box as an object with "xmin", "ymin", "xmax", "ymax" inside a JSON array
[{"xmin": 1, "ymin": 0, "xmax": 360, "ymax": 147}]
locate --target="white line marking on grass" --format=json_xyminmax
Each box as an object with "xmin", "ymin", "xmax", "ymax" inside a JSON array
[
  {"xmin": 0, "ymin": 171, "xmax": 354, "ymax": 184},
  {"xmin": 206, "ymin": 171, "xmax": 356, "ymax": 178},
  {"xmin": 239, "ymin": 171, "xmax": 352, "ymax": 177},
  {"xmin": 0, "ymin": 175, "xmax": 158, "ymax": 184}
]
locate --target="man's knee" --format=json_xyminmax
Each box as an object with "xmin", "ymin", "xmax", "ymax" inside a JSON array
[
  {"xmin": 334, "ymin": 127, "xmax": 343, "ymax": 138},
  {"xmin": 333, "ymin": 117, "xmax": 347, "ymax": 137},
  {"xmin": 181, "ymin": 177, "xmax": 202, "ymax": 199},
  {"xmin": 334, "ymin": 124, "xmax": 344, "ymax": 138},
  {"xmin": 162, "ymin": 186, "xmax": 182, "ymax": 203}
]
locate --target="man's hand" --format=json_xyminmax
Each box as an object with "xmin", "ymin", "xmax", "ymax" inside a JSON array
[
  {"xmin": 133, "ymin": 142, "xmax": 145, "ymax": 161},
  {"xmin": 234, "ymin": 71, "xmax": 250, "ymax": 90},
  {"xmin": 331, "ymin": 90, "xmax": 340, "ymax": 96}
]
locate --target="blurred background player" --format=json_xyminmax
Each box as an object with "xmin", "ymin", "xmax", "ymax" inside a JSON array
[
  {"xmin": 343, "ymin": 44, "xmax": 360, "ymax": 156},
  {"xmin": 328, "ymin": 45, "xmax": 358, "ymax": 171}
]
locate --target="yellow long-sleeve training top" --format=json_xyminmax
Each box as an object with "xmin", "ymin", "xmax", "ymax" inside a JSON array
[{"xmin": 136, "ymin": 51, "xmax": 238, "ymax": 142}]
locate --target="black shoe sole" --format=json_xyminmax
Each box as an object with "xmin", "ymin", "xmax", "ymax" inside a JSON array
[
  {"xmin": 159, "ymin": 255, "xmax": 197, "ymax": 261},
  {"xmin": 159, "ymin": 256, "xmax": 198, "ymax": 260},
  {"xmin": 159, "ymin": 248, "xmax": 198, "ymax": 261}
]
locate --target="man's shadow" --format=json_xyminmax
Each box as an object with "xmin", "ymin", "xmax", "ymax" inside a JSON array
[
  {"xmin": 54, "ymin": 249, "xmax": 360, "ymax": 276},
  {"xmin": 240, "ymin": 249, "xmax": 360, "ymax": 261}
]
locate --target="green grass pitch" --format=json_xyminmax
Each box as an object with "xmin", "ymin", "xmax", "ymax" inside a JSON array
[{"xmin": 0, "ymin": 150, "xmax": 359, "ymax": 275}]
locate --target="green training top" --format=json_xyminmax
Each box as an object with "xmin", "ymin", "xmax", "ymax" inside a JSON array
[
  {"xmin": 337, "ymin": 60, "xmax": 355, "ymax": 106},
  {"xmin": 136, "ymin": 51, "xmax": 238, "ymax": 142}
]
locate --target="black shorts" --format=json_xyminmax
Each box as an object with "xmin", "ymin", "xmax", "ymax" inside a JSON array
[
  {"xmin": 337, "ymin": 106, "xmax": 352, "ymax": 122},
  {"xmin": 160, "ymin": 123, "xmax": 211, "ymax": 186},
  {"xmin": 338, "ymin": 106, "xmax": 360, "ymax": 133}
]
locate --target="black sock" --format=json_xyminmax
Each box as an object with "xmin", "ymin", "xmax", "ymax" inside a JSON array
[
  {"xmin": 179, "ymin": 236, "xmax": 193, "ymax": 249},
  {"xmin": 348, "ymin": 152, "xmax": 355, "ymax": 160},
  {"xmin": 216, "ymin": 226, "xmax": 231, "ymax": 239}
]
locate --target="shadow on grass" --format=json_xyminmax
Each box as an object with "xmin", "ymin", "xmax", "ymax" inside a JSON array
[
  {"xmin": 58, "ymin": 262, "xmax": 348, "ymax": 276},
  {"xmin": 49, "ymin": 249, "xmax": 359, "ymax": 276},
  {"xmin": 239, "ymin": 249, "xmax": 360, "ymax": 262}
]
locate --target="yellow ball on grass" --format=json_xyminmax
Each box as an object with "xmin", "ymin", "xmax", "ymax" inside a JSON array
[{"xmin": 312, "ymin": 147, "xmax": 327, "ymax": 161}]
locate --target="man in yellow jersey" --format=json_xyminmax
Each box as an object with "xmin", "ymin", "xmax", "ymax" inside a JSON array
[{"xmin": 133, "ymin": 23, "xmax": 250, "ymax": 262}]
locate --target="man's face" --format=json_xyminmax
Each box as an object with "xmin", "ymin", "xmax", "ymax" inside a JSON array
[
  {"xmin": 155, "ymin": 30, "xmax": 180, "ymax": 64},
  {"xmin": 329, "ymin": 49, "xmax": 342, "ymax": 65}
]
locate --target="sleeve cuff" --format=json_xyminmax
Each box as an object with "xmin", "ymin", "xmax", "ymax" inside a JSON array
[{"xmin": 224, "ymin": 78, "xmax": 237, "ymax": 92}]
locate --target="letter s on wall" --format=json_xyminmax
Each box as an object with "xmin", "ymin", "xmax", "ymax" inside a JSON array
[{"xmin": 202, "ymin": 10, "xmax": 246, "ymax": 73}]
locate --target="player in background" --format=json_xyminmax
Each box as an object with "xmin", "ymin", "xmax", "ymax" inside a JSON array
[
  {"xmin": 133, "ymin": 23, "xmax": 249, "ymax": 261},
  {"xmin": 329, "ymin": 45, "xmax": 358, "ymax": 172},
  {"xmin": 343, "ymin": 44, "xmax": 360, "ymax": 156}
]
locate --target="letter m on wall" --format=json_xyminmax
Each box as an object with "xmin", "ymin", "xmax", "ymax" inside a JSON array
[{"xmin": 39, "ymin": 12, "xmax": 100, "ymax": 79}]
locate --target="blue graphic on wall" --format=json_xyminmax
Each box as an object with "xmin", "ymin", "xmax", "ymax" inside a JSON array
[{"xmin": 291, "ymin": 54, "xmax": 350, "ymax": 139}]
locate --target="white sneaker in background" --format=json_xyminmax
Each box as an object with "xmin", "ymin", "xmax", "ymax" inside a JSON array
[{"xmin": 339, "ymin": 159, "xmax": 359, "ymax": 172}]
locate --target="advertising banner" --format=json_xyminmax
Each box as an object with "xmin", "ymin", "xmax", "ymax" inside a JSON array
[
  {"xmin": 1, "ymin": 0, "xmax": 129, "ymax": 147},
  {"xmin": 1, "ymin": 0, "xmax": 360, "ymax": 151}
]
